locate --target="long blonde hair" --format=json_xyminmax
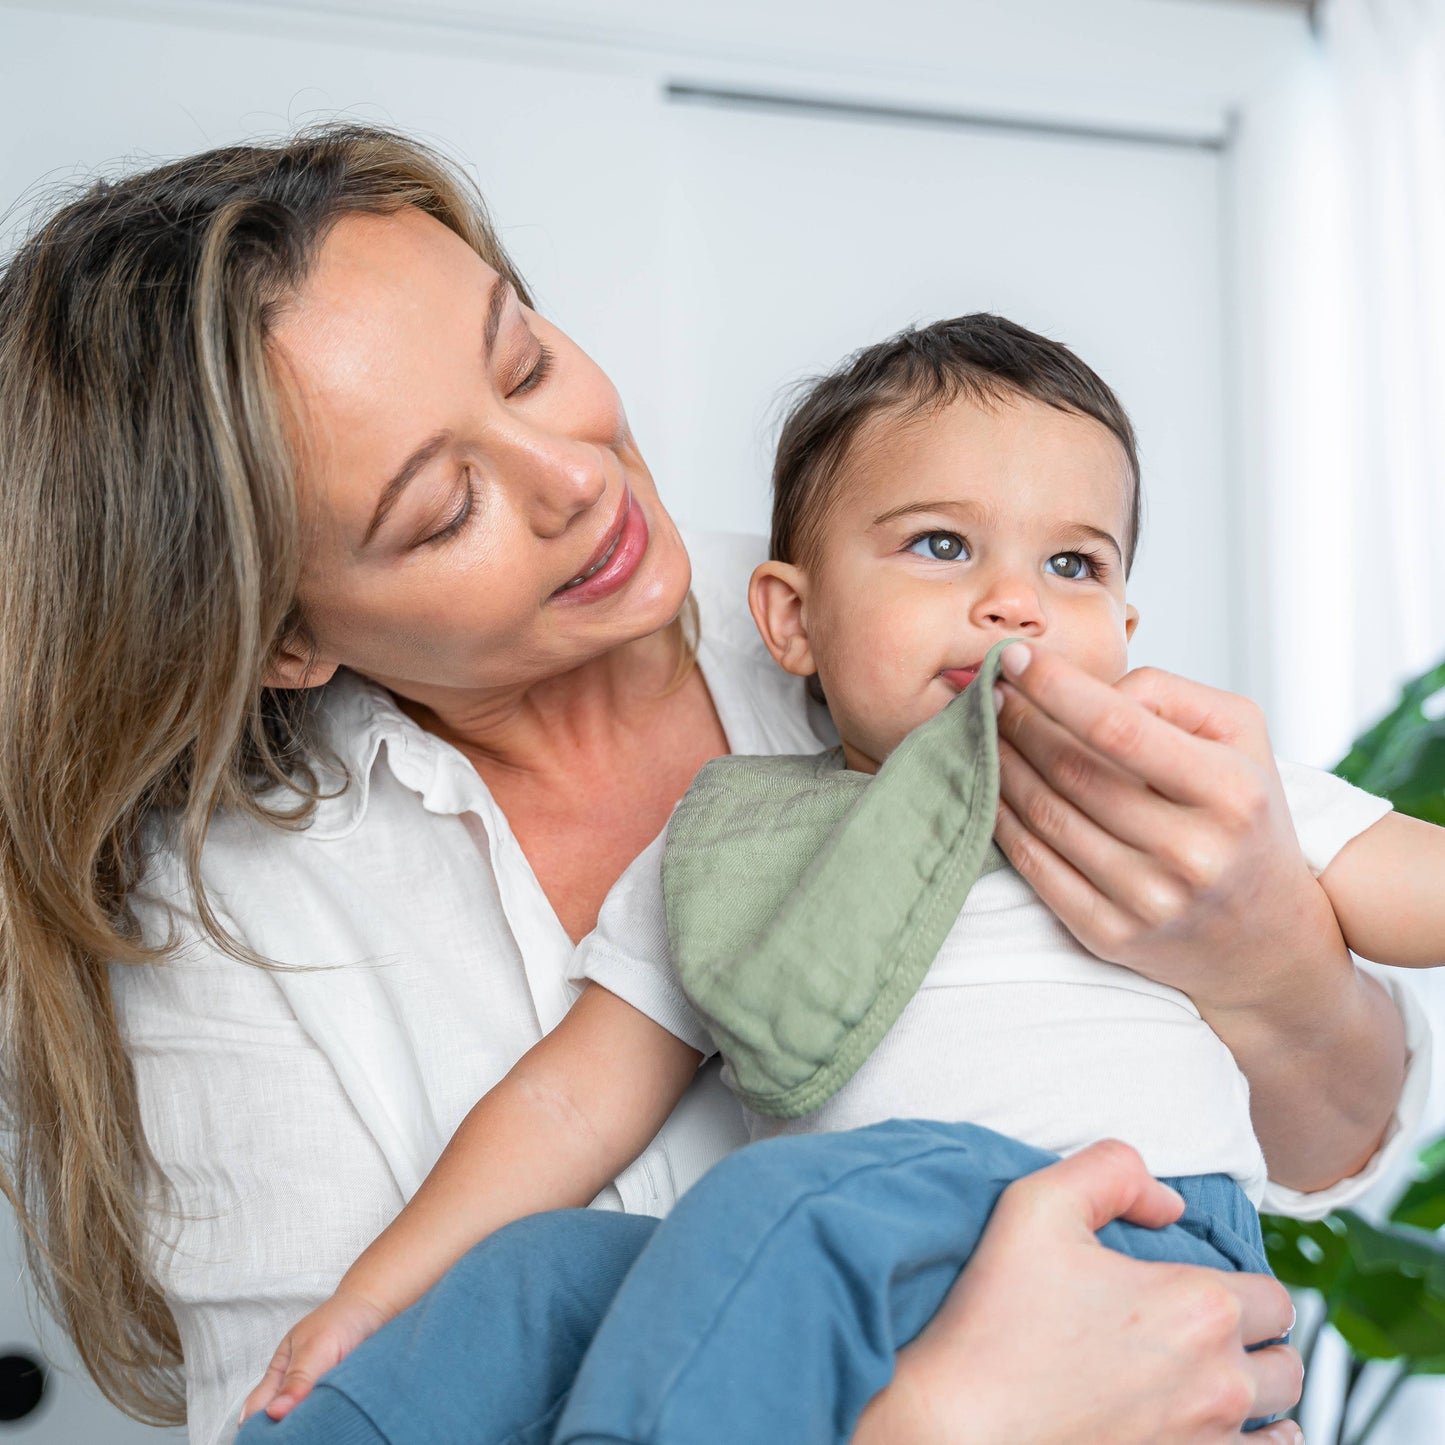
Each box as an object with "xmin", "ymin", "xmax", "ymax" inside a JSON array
[{"xmin": 0, "ymin": 125, "xmax": 541, "ymax": 1423}]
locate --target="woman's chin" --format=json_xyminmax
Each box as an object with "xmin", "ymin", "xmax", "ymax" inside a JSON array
[{"xmin": 624, "ymin": 516, "xmax": 693, "ymax": 638}]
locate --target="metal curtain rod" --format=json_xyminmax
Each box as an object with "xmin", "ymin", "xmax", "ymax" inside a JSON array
[{"xmin": 665, "ymin": 82, "xmax": 1226, "ymax": 154}]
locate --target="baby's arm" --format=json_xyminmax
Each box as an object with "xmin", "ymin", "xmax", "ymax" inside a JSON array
[
  {"xmin": 1319, "ymin": 811, "xmax": 1445, "ymax": 966},
  {"xmin": 242, "ymin": 984, "xmax": 700, "ymax": 1423}
]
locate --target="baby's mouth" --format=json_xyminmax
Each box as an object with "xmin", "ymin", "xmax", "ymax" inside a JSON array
[{"xmin": 939, "ymin": 666, "xmax": 980, "ymax": 692}]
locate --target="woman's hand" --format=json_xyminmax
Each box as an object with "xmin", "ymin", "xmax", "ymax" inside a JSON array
[
  {"xmin": 853, "ymin": 1140, "xmax": 1303, "ymax": 1445},
  {"xmin": 992, "ymin": 642, "xmax": 1327, "ymax": 1012},
  {"xmin": 990, "ymin": 642, "xmax": 1406, "ymax": 1193},
  {"xmin": 239, "ymin": 1288, "xmax": 392, "ymax": 1425}
]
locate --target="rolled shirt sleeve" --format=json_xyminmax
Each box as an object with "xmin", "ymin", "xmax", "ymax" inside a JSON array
[{"xmin": 1258, "ymin": 963, "xmax": 1432, "ymax": 1220}]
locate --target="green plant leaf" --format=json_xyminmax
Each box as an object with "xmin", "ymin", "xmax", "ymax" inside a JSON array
[
  {"xmin": 1335, "ymin": 658, "xmax": 1445, "ymax": 822},
  {"xmin": 1391, "ymin": 1164, "xmax": 1445, "ymax": 1230},
  {"xmin": 1416, "ymin": 1134, "xmax": 1445, "ymax": 1176},
  {"xmin": 1262, "ymin": 1213, "xmax": 1350, "ymax": 1293},
  {"xmin": 1324, "ymin": 1214, "xmax": 1445, "ymax": 1361}
]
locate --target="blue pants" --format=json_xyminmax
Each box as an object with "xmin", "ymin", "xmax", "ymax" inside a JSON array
[{"xmin": 239, "ymin": 1120, "xmax": 1271, "ymax": 1445}]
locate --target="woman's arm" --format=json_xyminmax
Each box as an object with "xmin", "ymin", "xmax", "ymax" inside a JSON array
[
  {"xmin": 1319, "ymin": 811, "xmax": 1445, "ymax": 967},
  {"xmin": 991, "ymin": 643, "xmax": 1411, "ymax": 1195},
  {"xmin": 853, "ymin": 1141, "xmax": 1304, "ymax": 1444},
  {"xmin": 246, "ymin": 984, "xmax": 699, "ymax": 1421}
]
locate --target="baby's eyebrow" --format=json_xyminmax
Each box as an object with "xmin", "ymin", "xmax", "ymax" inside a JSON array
[
  {"xmin": 870, "ymin": 499, "xmax": 983, "ymax": 528},
  {"xmin": 1063, "ymin": 524, "xmax": 1123, "ymax": 562}
]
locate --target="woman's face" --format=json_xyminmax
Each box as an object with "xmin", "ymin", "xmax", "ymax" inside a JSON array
[{"xmin": 267, "ymin": 207, "xmax": 690, "ymax": 702}]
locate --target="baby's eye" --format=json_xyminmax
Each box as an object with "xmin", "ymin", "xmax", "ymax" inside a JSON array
[
  {"xmin": 907, "ymin": 531, "xmax": 969, "ymax": 562},
  {"xmin": 1045, "ymin": 551, "xmax": 1094, "ymax": 580}
]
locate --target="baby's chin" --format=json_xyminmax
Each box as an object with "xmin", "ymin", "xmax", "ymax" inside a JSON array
[{"xmin": 842, "ymin": 695, "xmax": 962, "ymax": 771}]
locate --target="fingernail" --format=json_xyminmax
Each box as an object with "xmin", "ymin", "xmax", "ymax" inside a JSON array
[
  {"xmin": 993, "ymin": 685, "xmax": 1005, "ymax": 716},
  {"xmin": 1288, "ymin": 1303, "xmax": 1298, "ymax": 1332},
  {"xmin": 1001, "ymin": 643, "xmax": 1032, "ymax": 677}
]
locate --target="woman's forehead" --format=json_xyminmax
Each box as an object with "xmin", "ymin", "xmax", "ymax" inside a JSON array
[
  {"xmin": 272, "ymin": 210, "xmax": 496, "ymax": 392},
  {"xmin": 268, "ymin": 212, "xmax": 499, "ymax": 516}
]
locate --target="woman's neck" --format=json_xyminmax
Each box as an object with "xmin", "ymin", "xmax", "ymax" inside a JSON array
[
  {"xmin": 388, "ymin": 622, "xmax": 689, "ymax": 787},
  {"xmin": 382, "ymin": 618, "xmax": 727, "ymax": 943}
]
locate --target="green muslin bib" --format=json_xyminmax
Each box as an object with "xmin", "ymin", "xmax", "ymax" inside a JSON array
[{"xmin": 662, "ymin": 639, "xmax": 1014, "ymax": 1120}]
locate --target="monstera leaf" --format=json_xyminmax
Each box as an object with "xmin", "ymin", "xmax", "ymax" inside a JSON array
[
  {"xmin": 1334, "ymin": 656, "xmax": 1445, "ymax": 824},
  {"xmin": 1389, "ymin": 1135, "xmax": 1445, "ymax": 1231},
  {"xmin": 1261, "ymin": 1210, "xmax": 1445, "ymax": 1363}
]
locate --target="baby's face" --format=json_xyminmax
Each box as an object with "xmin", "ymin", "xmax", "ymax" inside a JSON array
[{"xmin": 770, "ymin": 393, "xmax": 1137, "ymax": 772}]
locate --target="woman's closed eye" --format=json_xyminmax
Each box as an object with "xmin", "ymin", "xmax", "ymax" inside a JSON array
[
  {"xmin": 906, "ymin": 530, "xmax": 969, "ymax": 562},
  {"xmin": 418, "ymin": 345, "xmax": 554, "ymax": 548},
  {"xmin": 421, "ymin": 469, "xmax": 481, "ymax": 547},
  {"xmin": 508, "ymin": 343, "xmax": 554, "ymax": 398}
]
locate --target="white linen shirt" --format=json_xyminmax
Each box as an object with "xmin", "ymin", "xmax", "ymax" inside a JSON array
[
  {"xmin": 111, "ymin": 532, "xmax": 1429, "ymax": 1445},
  {"xmin": 113, "ymin": 534, "xmax": 830, "ymax": 1445}
]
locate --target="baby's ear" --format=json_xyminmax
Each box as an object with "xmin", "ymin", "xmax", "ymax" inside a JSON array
[{"xmin": 748, "ymin": 561, "xmax": 817, "ymax": 678}]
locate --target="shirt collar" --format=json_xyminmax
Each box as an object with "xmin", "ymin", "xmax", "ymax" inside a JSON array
[{"xmin": 301, "ymin": 669, "xmax": 490, "ymax": 840}]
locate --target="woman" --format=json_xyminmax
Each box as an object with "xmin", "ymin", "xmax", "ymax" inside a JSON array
[{"xmin": 0, "ymin": 125, "xmax": 1419, "ymax": 1445}]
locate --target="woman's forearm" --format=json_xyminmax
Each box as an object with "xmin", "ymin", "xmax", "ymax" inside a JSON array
[{"xmin": 1202, "ymin": 924, "xmax": 1406, "ymax": 1194}]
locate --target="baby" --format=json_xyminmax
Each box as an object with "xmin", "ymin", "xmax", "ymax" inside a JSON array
[{"xmin": 244, "ymin": 315, "xmax": 1444, "ymax": 1442}]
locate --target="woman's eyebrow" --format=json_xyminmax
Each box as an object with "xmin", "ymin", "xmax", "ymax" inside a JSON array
[
  {"xmin": 361, "ymin": 277, "xmax": 513, "ymax": 548},
  {"xmin": 483, "ymin": 275, "xmax": 511, "ymax": 354}
]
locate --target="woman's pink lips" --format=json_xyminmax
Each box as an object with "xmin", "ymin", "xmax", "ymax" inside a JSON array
[
  {"xmin": 940, "ymin": 667, "xmax": 980, "ymax": 692},
  {"xmin": 549, "ymin": 490, "xmax": 647, "ymax": 605}
]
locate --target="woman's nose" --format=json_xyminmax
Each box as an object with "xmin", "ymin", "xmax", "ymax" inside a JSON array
[
  {"xmin": 509, "ymin": 428, "xmax": 609, "ymax": 538},
  {"xmin": 968, "ymin": 569, "xmax": 1045, "ymax": 635}
]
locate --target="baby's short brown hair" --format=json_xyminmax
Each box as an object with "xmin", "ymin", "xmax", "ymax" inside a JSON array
[{"xmin": 770, "ymin": 314, "xmax": 1141, "ymax": 574}]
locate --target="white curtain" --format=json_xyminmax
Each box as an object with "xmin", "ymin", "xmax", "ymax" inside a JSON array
[
  {"xmin": 1247, "ymin": 0, "xmax": 1445, "ymax": 772},
  {"xmin": 1242, "ymin": 5, "xmax": 1445, "ymax": 1439}
]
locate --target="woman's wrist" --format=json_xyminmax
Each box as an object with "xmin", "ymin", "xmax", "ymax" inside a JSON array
[{"xmin": 1210, "ymin": 949, "xmax": 1406, "ymax": 1193}]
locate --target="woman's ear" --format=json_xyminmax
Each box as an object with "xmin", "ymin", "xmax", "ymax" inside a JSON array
[
  {"xmin": 1125, "ymin": 604, "xmax": 1140, "ymax": 642},
  {"xmin": 262, "ymin": 635, "xmax": 339, "ymax": 691},
  {"xmin": 749, "ymin": 561, "xmax": 817, "ymax": 678}
]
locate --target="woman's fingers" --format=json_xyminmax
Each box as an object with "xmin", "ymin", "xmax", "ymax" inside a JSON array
[
  {"xmin": 1240, "ymin": 1342, "xmax": 1307, "ymax": 1429},
  {"xmin": 1227, "ymin": 1269, "xmax": 1298, "ymax": 1351},
  {"xmin": 998, "ymin": 644, "xmax": 1229, "ymax": 806},
  {"xmin": 997, "ymin": 715, "xmax": 1172, "ymax": 858},
  {"xmin": 997, "ymin": 1137, "xmax": 1186, "ymax": 1234},
  {"xmin": 1116, "ymin": 665, "xmax": 1275, "ymax": 765},
  {"xmin": 1221, "ymin": 1271, "xmax": 1303, "ymax": 1427},
  {"xmin": 995, "ymin": 735, "xmax": 1164, "ymax": 895},
  {"xmin": 994, "ymin": 797, "xmax": 1137, "ymax": 955}
]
